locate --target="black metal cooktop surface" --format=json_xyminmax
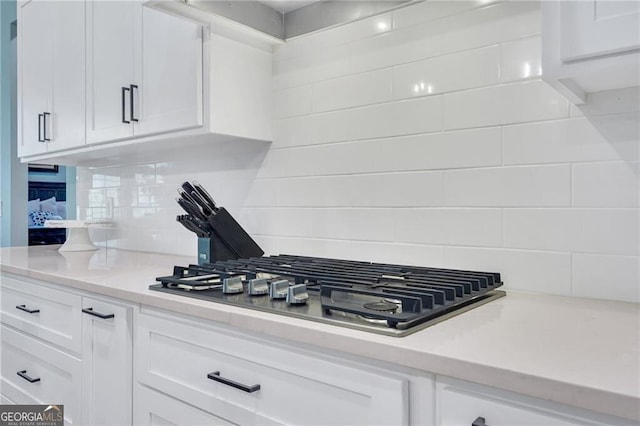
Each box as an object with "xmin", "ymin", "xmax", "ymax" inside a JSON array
[{"xmin": 150, "ymin": 254, "xmax": 505, "ymax": 337}]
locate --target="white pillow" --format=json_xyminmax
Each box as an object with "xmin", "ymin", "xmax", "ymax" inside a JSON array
[
  {"xmin": 28, "ymin": 198, "xmax": 40, "ymax": 214},
  {"xmin": 40, "ymin": 196, "xmax": 56, "ymax": 213},
  {"xmin": 55, "ymin": 201, "xmax": 67, "ymax": 219}
]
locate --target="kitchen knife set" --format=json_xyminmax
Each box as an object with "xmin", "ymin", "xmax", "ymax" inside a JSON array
[
  {"xmin": 176, "ymin": 181, "xmax": 264, "ymax": 263},
  {"xmin": 176, "ymin": 181, "xmax": 219, "ymax": 237}
]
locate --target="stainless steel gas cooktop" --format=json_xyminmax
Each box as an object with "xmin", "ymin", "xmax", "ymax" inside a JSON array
[{"xmin": 150, "ymin": 254, "xmax": 505, "ymax": 337}]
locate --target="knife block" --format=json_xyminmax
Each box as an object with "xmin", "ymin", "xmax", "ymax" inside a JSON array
[{"xmin": 197, "ymin": 208, "xmax": 264, "ymax": 265}]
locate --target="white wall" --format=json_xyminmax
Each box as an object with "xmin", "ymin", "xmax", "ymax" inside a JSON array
[{"xmin": 77, "ymin": 0, "xmax": 640, "ymax": 302}]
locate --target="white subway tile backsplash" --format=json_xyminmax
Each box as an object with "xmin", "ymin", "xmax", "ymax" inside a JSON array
[
  {"xmin": 244, "ymin": 180, "xmax": 279, "ymax": 207},
  {"xmin": 242, "ymin": 207, "xmax": 395, "ymax": 242},
  {"xmin": 442, "ymin": 1, "xmax": 540, "ymax": 53},
  {"xmin": 444, "ymin": 165, "xmax": 571, "ymax": 207},
  {"xmin": 316, "ymin": 95, "xmax": 444, "ymax": 143},
  {"xmin": 504, "ymin": 209, "xmax": 639, "ymax": 255},
  {"xmin": 349, "ymin": 21, "xmax": 443, "ymax": 74},
  {"xmin": 572, "ymin": 162, "xmax": 639, "ymax": 207},
  {"xmin": 443, "ymin": 80, "xmax": 569, "ymax": 130},
  {"xmin": 392, "ymin": 127, "xmax": 503, "ymax": 171},
  {"xmin": 277, "ymin": 237, "xmax": 445, "ymax": 266},
  {"xmin": 519, "ymin": 80, "xmax": 570, "ymax": 122},
  {"xmin": 392, "ymin": 46, "xmax": 500, "ymax": 99},
  {"xmin": 444, "ymin": 247, "xmax": 572, "ymax": 295},
  {"xmin": 275, "ymin": 95, "xmax": 444, "ymax": 148},
  {"xmin": 393, "ymin": 0, "xmax": 499, "ymax": 30},
  {"xmin": 500, "ymin": 36, "xmax": 542, "ymax": 82},
  {"xmin": 572, "ymin": 254, "xmax": 640, "ymax": 302},
  {"xmin": 273, "ymin": 85, "xmax": 313, "ymax": 119},
  {"xmin": 76, "ymin": 0, "xmax": 640, "ymax": 303},
  {"xmin": 260, "ymin": 127, "xmax": 502, "ymax": 178},
  {"xmin": 312, "ymin": 68, "xmax": 392, "ymax": 113},
  {"xmin": 503, "ymin": 117, "xmax": 639, "ymax": 165},
  {"xmin": 278, "ymin": 172, "xmax": 444, "ymax": 207},
  {"xmin": 395, "ymin": 208, "xmax": 502, "ymax": 246},
  {"xmin": 273, "ymin": 44, "xmax": 351, "ymax": 90},
  {"xmin": 274, "ymin": 14, "xmax": 393, "ymax": 62}
]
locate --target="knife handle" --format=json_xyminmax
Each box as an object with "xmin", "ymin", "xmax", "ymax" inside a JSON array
[
  {"xmin": 193, "ymin": 181, "xmax": 218, "ymax": 211},
  {"xmin": 176, "ymin": 197, "xmax": 206, "ymax": 222},
  {"xmin": 190, "ymin": 191, "xmax": 212, "ymax": 216}
]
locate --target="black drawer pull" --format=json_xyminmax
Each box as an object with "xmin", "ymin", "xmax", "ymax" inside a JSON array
[
  {"xmin": 82, "ymin": 307, "xmax": 115, "ymax": 319},
  {"xmin": 16, "ymin": 304, "xmax": 39, "ymax": 314},
  {"xmin": 129, "ymin": 84, "xmax": 139, "ymax": 122},
  {"xmin": 472, "ymin": 417, "xmax": 487, "ymax": 426},
  {"xmin": 37, "ymin": 113, "xmax": 44, "ymax": 142},
  {"xmin": 122, "ymin": 86, "xmax": 130, "ymax": 124},
  {"xmin": 43, "ymin": 112, "xmax": 51, "ymax": 141},
  {"xmin": 17, "ymin": 370, "xmax": 40, "ymax": 383},
  {"xmin": 207, "ymin": 371, "xmax": 260, "ymax": 393}
]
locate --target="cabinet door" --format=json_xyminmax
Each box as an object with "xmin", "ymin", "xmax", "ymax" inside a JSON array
[
  {"xmin": 81, "ymin": 297, "xmax": 133, "ymax": 426},
  {"xmin": 86, "ymin": 0, "xmax": 135, "ymax": 144},
  {"xmin": 49, "ymin": 0, "xmax": 85, "ymax": 152},
  {"xmin": 561, "ymin": 1, "xmax": 640, "ymax": 62},
  {"xmin": 132, "ymin": 5, "xmax": 203, "ymax": 137},
  {"xmin": 18, "ymin": 0, "xmax": 51, "ymax": 157}
]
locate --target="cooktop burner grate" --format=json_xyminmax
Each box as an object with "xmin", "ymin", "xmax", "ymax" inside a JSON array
[{"xmin": 150, "ymin": 254, "xmax": 505, "ymax": 336}]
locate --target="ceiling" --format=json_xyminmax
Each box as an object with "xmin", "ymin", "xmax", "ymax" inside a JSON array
[{"xmin": 258, "ymin": 0, "xmax": 320, "ymax": 13}]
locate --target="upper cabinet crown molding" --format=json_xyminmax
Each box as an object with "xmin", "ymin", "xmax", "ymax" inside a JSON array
[
  {"xmin": 18, "ymin": 0, "xmax": 272, "ymax": 167},
  {"xmin": 541, "ymin": 0, "xmax": 640, "ymax": 104}
]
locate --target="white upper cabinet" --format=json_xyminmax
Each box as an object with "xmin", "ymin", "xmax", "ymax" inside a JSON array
[
  {"xmin": 134, "ymin": 6, "xmax": 203, "ymax": 137},
  {"xmin": 560, "ymin": 1, "xmax": 640, "ymax": 62},
  {"xmin": 542, "ymin": 0, "xmax": 640, "ymax": 104},
  {"xmin": 18, "ymin": 0, "xmax": 85, "ymax": 157},
  {"xmin": 86, "ymin": 1, "xmax": 203, "ymax": 145},
  {"xmin": 85, "ymin": 0, "xmax": 136, "ymax": 144}
]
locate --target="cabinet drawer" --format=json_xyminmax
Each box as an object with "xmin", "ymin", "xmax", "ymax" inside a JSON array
[
  {"xmin": 0, "ymin": 275, "xmax": 82, "ymax": 353},
  {"xmin": 1, "ymin": 326, "xmax": 81, "ymax": 425},
  {"xmin": 137, "ymin": 311, "xmax": 408, "ymax": 426},
  {"xmin": 436, "ymin": 377, "xmax": 631, "ymax": 426},
  {"xmin": 135, "ymin": 384, "xmax": 252, "ymax": 426}
]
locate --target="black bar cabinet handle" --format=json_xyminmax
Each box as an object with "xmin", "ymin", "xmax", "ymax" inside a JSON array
[
  {"xmin": 38, "ymin": 113, "xmax": 43, "ymax": 142},
  {"xmin": 472, "ymin": 417, "xmax": 487, "ymax": 426},
  {"xmin": 17, "ymin": 370, "xmax": 40, "ymax": 383},
  {"xmin": 43, "ymin": 112, "xmax": 51, "ymax": 141},
  {"xmin": 129, "ymin": 84, "xmax": 138, "ymax": 122},
  {"xmin": 16, "ymin": 304, "xmax": 40, "ymax": 314},
  {"xmin": 122, "ymin": 86, "xmax": 130, "ymax": 124},
  {"xmin": 207, "ymin": 371, "xmax": 260, "ymax": 393},
  {"xmin": 82, "ymin": 307, "xmax": 115, "ymax": 319}
]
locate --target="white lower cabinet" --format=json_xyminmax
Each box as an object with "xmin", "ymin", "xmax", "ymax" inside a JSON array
[
  {"xmin": 436, "ymin": 377, "xmax": 634, "ymax": 426},
  {"xmin": 1, "ymin": 272, "xmax": 636, "ymax": 426},
  {"xmin": 135, "ymin": 308, "xmax": 412, "ymax": 426},
  {"xmin": 81, "ymin": 297, "xmax": 134, "ymax": 426},
  {"xmin": 0, "ymin": 273, "xmax": 134, "ymax": 426},
  {"xmin": 1, "ymin": 325, "xmax": 81, "ymax": 425}
]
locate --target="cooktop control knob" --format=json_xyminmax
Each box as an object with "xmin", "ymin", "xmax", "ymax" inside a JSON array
[
  {"xmin": 222, "ymin": 276, "xmax": 243, "ymax": 294},
  {"xmin": 269, "ymin": 280, "xmax": 289, "ymax": 299},
  {"xmin": 248, "ymin": 278, "xmax": 269, "ymax": 296},
  {"xmin": 286, "ymin": 284, "xmax": 309, "ymax": 305}
]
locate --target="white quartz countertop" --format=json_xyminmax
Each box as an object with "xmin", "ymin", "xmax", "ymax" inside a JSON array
[{"xmin": 1, "ymin": 246, "xmax": 638, "ymax": 421}]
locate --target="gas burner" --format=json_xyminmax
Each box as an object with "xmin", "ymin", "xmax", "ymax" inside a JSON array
[
  {"xmin": 151, "ymin": 254, "xmax": 505, "ymax": 337},
  {"xmin": 363, "ymin": 299, "xmax": 400, "ymax": 313}
]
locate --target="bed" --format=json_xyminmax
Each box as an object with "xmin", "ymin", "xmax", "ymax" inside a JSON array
[{"xmin": 28, "ymin": 181, "xmax": 67, "ymax": 245}]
